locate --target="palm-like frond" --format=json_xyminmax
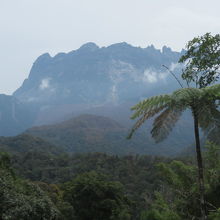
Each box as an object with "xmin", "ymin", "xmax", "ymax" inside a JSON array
[
  {"xmin": 128, "ymin": 105, "xmax": 167, "ymax": 139},
  {"xmin": 198, "ymin": 84, "xmax": 220, "ymax": 142},
  {"xmin": 129, "ymin": 84, "xmax": 220, "ymax": 143},
  {"xmin": 198, "ymin": 101, "xmax": 220, "ymax": 138},
  {"xmin": 128, "ymin": 95, "xmax": 171, "ymax": 139},
  {"xmin": 151, "ymin": 107, "xmax": 185, "ymax": 143},
  {"xmin": 130, "ymin": 94, "xmax": 171, "ymax": 119},
  {"xmin": 171, "ymin": 88, "xmax": 203, "ymax": 106},
  {"xmin": 202, "ymin": 84, "xmax": 220, "ymax": 99}
]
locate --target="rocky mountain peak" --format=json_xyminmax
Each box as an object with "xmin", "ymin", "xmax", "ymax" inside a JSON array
[
  {"xmin": 79, "ymin": 42, "xmax": 99, "ymax": 52},
  {"xmin": 11, "ymin": 42, "xmax": 184, "ymax": 129},
  {"xmin": 34, "ymin": 53, "xmax": 52, "ymax": 64},
  {"xmin": 162, "ymin": 46, "xmax": 173, "ymax": 54}
]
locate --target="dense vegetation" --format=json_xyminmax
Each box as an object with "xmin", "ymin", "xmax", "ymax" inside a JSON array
[
  {"xmin": 8, "ymin": 150, "xmax": 165, "ymax": 218},
  {"xmin": 0, "ymin": 152, "xmax": 60, "ymax": 220},
  {"xmin": 1, "ymin": 142, "xmax": 220, "ymax": 219}
]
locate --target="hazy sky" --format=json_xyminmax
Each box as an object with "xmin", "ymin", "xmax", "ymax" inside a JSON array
[{"xmin": 0, "ymin": 0, "xmax": 220, "ymax": 94}]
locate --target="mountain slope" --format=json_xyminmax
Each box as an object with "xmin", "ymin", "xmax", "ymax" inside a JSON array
[
  {"xmin": 14, "ymin": 43, "xmax": 183, "ymax": 105},
  {"xmin": 0, "ymin": 133, "xmax": 62, "ymax": 155},
  {"xmin": 0, "ymin": 95, "xmax": 36, "ymax": 136},
  {"xmin": 1, "ymin": 42, "xmax": 191, "ymax": 157},
  {"xmin": 25, "ymin": 114, "xmax": 194, "ymax": 156},
  {"xmin": 13, "ymin": 42, "xmax": 184, "ymax": 127},
  {"xmin": 26, "ymin": 114, "xmax": 131, "ymax": 154}
]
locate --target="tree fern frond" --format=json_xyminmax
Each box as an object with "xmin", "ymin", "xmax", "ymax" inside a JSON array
[
  {"xmin": 202, "ymin": 84, "xmax": 220, "ymax": 99},
  {"xmin": 207, "ymin": 126, "xmax": 220, "ymax": 144},
  {"xmin": 128, "ymin": 84, "xmax": 220, "ymax": 144},
  {"xmin": 151, "ymin": 107, "xmax": 184, "ymax": 143},
  {"xmin": 197, "ymin": 105, "xmax": 213, "ymax": 132},
  {"xmin": 198, "ymin": 102, "xmax": 220, "ymax": 136},
  {"xmin": 172, "ymin": 88, "xmax": 202, "ymax": 106},
  {"xmin": 130, "ymin": 94, "xmax": 171, "ymax": 120},
  {"xmin": 200, "ymin": 86, "xmax": 220, "ymax": 133},
  {"xmin": 127, "ymin": 105, "xmax": 166, "ymax": 139}
]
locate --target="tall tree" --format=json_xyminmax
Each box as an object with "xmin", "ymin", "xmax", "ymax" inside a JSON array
[
  {"xmin": 129, "ymin": 33, "xmax": 220, "ymax": 220},
  {"xmin": 128, "ymin": 85, "xmax": 220, "ymax": 220},
  {"xmin": 179, "ymin": 33, "xmax": 220, "ymax": 220},
  {"xmin": 179, "ymin": 32, "xmax": 220, "ymax": 88}
]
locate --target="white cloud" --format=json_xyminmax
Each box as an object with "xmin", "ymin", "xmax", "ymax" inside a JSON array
[
  {"xmin": 158, "ymin": 72, "xmax": 168, "ymax": 80},
  {"xmin": 39, "ymin": 78, "xmax": 51, "ymax": 90},
  {"xmin": 143, "ymin": 69, "xmax": 168, "ymax": 83},
  {"xmin": 143, "ymin": 70, "xmax": 157, "ymax": 83},
  {"xmin": 170, "ymin": 62, "xmax": 184, "ymax": 72},
  {"xmin": 109, "ymin": 60, "xmax": 138, "ymax": 83}
]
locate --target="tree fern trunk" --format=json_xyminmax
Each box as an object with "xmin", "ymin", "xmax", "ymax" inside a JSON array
[{"xmin": 193, "ymin": 110, "xmax": 207, "ymax": 220}]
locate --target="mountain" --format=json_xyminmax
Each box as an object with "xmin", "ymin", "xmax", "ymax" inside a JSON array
[
  {"xmin": 0, "ymin": 94, "xmax": 36, "ymax": 136},
  {"xmin": 13, "ymin": 42, "xmax": 184, "ymax": 126},
  {"xmin": 0, "ymin": 133, "xmax": 62, "ymax": 155},
  {"xmin": 0, "ymin": 42, "xmax": 193, "ymax": 156},
  {"xmin": 25, "ymin": 114, "xmax": 194, "ymax": 156},
  {"xmin": 14, "ymin": 43, "xmax": 182, "ymax": 104}
]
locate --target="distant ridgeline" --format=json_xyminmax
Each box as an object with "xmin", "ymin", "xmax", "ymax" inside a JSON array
[
  {"xmin": 0, "ymin": 43, "xmax": 198, "ymax": 155},
  {"xmin": 14, "ymin": 43, "xmax": 183, "ymax": 106}
]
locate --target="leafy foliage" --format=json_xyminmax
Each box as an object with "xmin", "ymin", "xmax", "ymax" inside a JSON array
[
  {"xmin": 0, "ymin": 153, "xmax": 60, "ymax": 220},
  {"xmin": 128, "ymin": 84, "xmax": 220, "ymax": 143},
  {"xmin": 179, "ymin": 33, "xmax": 220, "ymax": 88},
  {"xmin": 9, "ymin": 151, "xmax": 164, "ymax": 218},
  {"xmin": 1, "ymin": 143, "xmax": 220, "ymax": 219},
  {"xmin": 140, "ymin": 192, "xmax": 181, "ymax": 220},
  {"xmin": 139, "ymin": 142, "xmax": 220, "ymax": 220},
  {"xmin": 63, "ymin": 171, "xmax": 131, "ymax": 220}
]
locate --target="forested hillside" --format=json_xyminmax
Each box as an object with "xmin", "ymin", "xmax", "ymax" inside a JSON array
[
  {"xmin": 1, "ymin": 142, "xmax": 220, "ymax": 219},
  {"xmin": 25, "ymin": 114, "xmax": 193, "ymax": 156}
]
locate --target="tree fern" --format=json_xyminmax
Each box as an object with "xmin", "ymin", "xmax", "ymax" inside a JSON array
[
  {"xmin": 129, "ymin": 84, "xmax": 220, "ymax": 142},
  {"xmin": 128, "ymin": 84, "xmax": 220, "ymax": 220}
]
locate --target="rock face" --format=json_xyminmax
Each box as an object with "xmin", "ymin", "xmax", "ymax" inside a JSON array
[
  {"xmin": 14, "ymin": 43, "xmax": 182, "ymax": 104},
  {"xmin": 0, "ymin": 95, "xmax": 36, "ymax": 136},
  {"xmin": 1, "ymin": 42, "xmax": 194, "ymax": 156},
  {"xmin": 13, "ymin": 42, "xmax": 184, "ymax": 126}
]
